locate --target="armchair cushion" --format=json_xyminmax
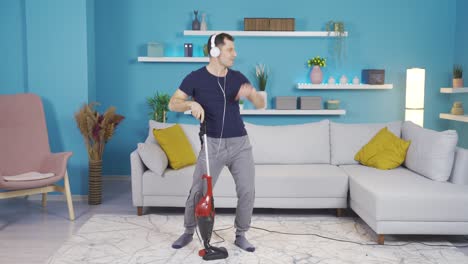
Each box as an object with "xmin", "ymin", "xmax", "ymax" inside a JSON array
[
  {"xmin": 4, "ymin": 172, "xmax": 55, "ymax": 181},
  {"xmin": 137, "ymin": 143, "xmax": 168, "ymax": 175}
]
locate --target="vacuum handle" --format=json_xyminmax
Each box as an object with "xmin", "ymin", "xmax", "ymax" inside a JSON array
[
  {"xmin": 199, "ymin": 121, "xmax": 210, "ymax": 176},
  {"xmin": 204, "ymin": 133, "xmax": 210, "ymax": 176}
]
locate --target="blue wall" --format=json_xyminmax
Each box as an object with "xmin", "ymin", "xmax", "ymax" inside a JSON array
[
  {"xmin": 1, "ymin": 0, "xmax": 465, "ymax": 194},
  {"xmin": 0, "ymin": 0, "xmax": 27, "ymax": 94},
  {"xmin": 450, "ymin": 0, "xmax": 468, "ymax": 148},
  {"xmin": 1, "ymin": 0, "xmax": 94, "ymax": 195},
  {"xmin": 87, "ymin": 0, "xmax": 96, "ymax": 103},
  {"xmin": 95, "ymin": 0, "xmax": 458, "ymax": 175}
]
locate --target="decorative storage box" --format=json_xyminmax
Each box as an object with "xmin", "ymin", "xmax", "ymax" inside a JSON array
[
  {"xmin": 362, "ymin": 69, "xmax": 385, "ymax": 84},
  {"xmin": 147, "ymin": 42, "xmax": 164, "ymax": 57},
  {"xmin": 326, "ymin": 100, "xmax": 340, "ymax": 110},
  {"xmin": 244, "ymin": 18, "xmax": 270, "ymax": 31},
  {"xmin": 269, "ymin": 18, "xmax": 295, "ymax": 31},
  {"xmin": 299, "ymin": 96, "xmax": 322, "ymax": 110},
  {"xmin": 276, "ymin": 96, "xmax": 297, "ymax": 110},
  {"xmin": 244, "ymin": 18, "xmax": 295, "ymax": 31}
]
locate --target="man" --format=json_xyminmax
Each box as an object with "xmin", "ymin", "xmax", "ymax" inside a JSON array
[{"xmin": 168, "ymin": 33, "xmax": 264, "ymax": 252}]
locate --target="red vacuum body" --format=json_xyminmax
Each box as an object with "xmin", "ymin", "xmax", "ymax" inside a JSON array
[{"xmin": 194, "ymin": 133, "xmax": 228, "ymax": 261}]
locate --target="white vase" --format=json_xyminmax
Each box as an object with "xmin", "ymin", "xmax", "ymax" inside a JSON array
[
  {"xmin": 239, "ymin": 104, "xmax": 244, "ymax": 110},
  {"xmin": 258, "ymin": 91, "xmax": 267, "ymax": 109},
  {"xmin": 200, "ymin": 13, "xmax": 207, "ymax": 31}
]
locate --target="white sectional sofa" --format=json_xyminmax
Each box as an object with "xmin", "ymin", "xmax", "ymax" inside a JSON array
[{"xmin": 130, "ymin": 119, "xmax": 468, "ymax": 244}]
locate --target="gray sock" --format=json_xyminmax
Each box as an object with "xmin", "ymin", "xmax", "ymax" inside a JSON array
[
  {"xmin": 171, "ymin": 233, "xmax": 193, "ymax": 249},
  {"xmin": 235, "ymin": 235, "xmax": 255, "ymax": 252}
]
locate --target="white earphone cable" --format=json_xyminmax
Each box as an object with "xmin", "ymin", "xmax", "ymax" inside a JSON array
[{"xmin": 216, "ymin": 68, "xmax": 227, "ymax": 155}]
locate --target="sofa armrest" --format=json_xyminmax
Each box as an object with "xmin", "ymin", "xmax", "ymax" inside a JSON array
[
  {"xmin": 130, "ymin": 149, "xmax": 145, "ymax": 206},
  {"xmin": 449, "ymin": 147, "xmax": 468, "ymax": 185}
]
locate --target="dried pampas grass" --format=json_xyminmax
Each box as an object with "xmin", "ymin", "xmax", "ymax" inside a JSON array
[{"xmin": 75, "ymin": 103, "xmax": 124, "ymax": 161}]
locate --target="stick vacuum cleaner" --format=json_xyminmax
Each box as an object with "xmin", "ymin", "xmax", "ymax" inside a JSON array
[{"xmin": 195, "ymin": 128, "xmax": 229, "ymax": 261}]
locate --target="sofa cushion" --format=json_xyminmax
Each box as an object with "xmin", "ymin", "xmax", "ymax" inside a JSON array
[
  {"xmin": 142, "ymin": 164, "xmax": 348, "ymax": 200},
  {"xmin": 142, "ymin": 165, "xmax": 195, "ymax": 196},
  {"xmin": 137, "ymin": 143, "xmax": 168, "ymax": 175},
  {"xmin": 402, "ymin": 121, "xmax": 458, "ymax": 182},
  {"xmin": 143, "ymin": 166, "xmax": 238, "ymax": 197},
  {"xmin": 330, "ymin": 121, "xmax": 402, "ymax": 165},
  {"xmin": 342, "ymin": 164, "xmax": 468, "ymax": 222},
  {"xmin": 245, "ymin": 120, "xmax": 330, "ymax": 164},
  {"xmin": 145, "ymin": 120, "xmax": 201, "ymax": 154},
  {"xmin": 254, "ymin": 164, "xmax": 348, "ymax": 198},
  {"xmin": 354, "ymin": 127, "xmax": 411, "ymax": 170},
  {"xmin": 153, "ymin": 124, "xmax": 196, "ymax": 169}
]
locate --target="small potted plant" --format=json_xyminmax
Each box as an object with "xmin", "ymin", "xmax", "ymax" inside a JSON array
[
  {"xmin": 326, "ymin": 20, "xmax": 346, "ymax": 61},
  {"xmin": 255, "ymin": 64, "xmax": 269, "ymax": 109},
  {"xmin": 307, "ymin": 56, "xmax": 326, "ymax": 84},
  {"xmin": 203, "ymin": 44, "xmax": 209, "ymax": 57},
  {"xmin": 239, "ymin": 99, "xmax": 244, "ymax": 110},
  {"xmin": 147, "ymin": 92, "xmax": 170, "ymax": 122},
  {"xmin": 453, "ymin": 64, "xmax": 464, "ymax": 88}
]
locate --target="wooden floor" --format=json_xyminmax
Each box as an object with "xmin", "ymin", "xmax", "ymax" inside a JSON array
[
  {"xmin": 0, "ymin": 178, "xmax": 137, "ymax": 264},
  {"xmin": 1, "ymin": 177, "xmax": 468, "ymax": 264}
]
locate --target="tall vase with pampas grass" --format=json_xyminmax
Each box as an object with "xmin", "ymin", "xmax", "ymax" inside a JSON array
[{"xmin": 75, "ymin": 103, "xmax": 124, "ymax": 205}]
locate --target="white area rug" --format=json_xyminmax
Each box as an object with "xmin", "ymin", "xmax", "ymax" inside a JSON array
[{"xmin": 47, "ymin": 214, "xmax": 468, "ymax": 264}]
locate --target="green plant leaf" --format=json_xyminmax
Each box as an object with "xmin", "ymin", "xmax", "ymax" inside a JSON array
[{"xmin": 147, "ymin": 92, "xmax": 170, "ymax": 122}]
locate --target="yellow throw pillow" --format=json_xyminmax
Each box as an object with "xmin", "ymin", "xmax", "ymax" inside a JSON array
[
  {"xmin": 354, "ymin": 127, "xmax": 411, "ymax": 170},
  {"xmin": 153, "ymin": 124, "xmax": 197, "ymax": 169}
]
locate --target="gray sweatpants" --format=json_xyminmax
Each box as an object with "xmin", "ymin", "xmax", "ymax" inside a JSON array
[{"xmin": 183, "ymin": 135, "xmax": 255, "ymax": 236}]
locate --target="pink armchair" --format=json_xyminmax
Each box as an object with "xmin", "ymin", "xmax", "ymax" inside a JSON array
[{"xmin": 0, "ymin": 93, "xmax": 75, "ymax": 220}]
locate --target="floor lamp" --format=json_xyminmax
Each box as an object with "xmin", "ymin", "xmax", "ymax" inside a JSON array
[{"xmin": 405, "ymin": 68, "xmax": 425, "ymax": 127}]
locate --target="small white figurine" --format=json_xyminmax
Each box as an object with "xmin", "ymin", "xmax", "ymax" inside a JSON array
[
  {"xmin": 353, "ymin": 76, "xmax": 360, "ymax": 85},
  {"xmin": 340, "ymin": 75, "xmax": 348, "ymax": 85}
]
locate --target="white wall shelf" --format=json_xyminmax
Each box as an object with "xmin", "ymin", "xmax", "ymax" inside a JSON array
[
  {"xmin": 185, "ymin": 109, "xmax": 345, "ymax": 116},
  {"xmin": 440, "ymin": 87, "xmax": 468, "ymax": 93},
  {"xmin": 297, "ymin": 83, "xmax": 393, "ymax": 90},
  {"xmin": 440, "ymin": 113, "xmax": 468, "ymax": 123},
  {"xmin": 184, "ymin": 30, "xmax": 348, "ymax": 37},
  {"xmin": 137, "ymin": 57, "xmax": 209, "ymax": 63}
]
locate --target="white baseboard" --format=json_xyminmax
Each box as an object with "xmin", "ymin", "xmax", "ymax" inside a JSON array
[
  {"xmin": 101, "ymin": 175, "xmax": 130, "ymax": 181},
  {"xmin": 26, "ymin": 175, "xmax": 130, "ymax": 201}
]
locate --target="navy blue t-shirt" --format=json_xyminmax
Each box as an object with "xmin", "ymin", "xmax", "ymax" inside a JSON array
[{"xmin": 179, "ymin": 66, "xmax": 250, "ymax": 138}]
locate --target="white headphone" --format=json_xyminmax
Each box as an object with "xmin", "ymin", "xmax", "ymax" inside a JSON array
[{"xmin": 210, "ymin": 34, "xmax": 220, "ymax": 58}]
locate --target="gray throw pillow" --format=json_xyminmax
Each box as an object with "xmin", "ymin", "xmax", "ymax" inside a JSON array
[
  {"xmin": 402, "ymin": 121, "xmax": 458, "ymax": 181},
  {"xmin": 137, "ymin": 143, "xmax": 168, "ymax": 176},
  {"xmin": 330, "ymin": 121, "xmax": 402, "ymax": 165}
]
